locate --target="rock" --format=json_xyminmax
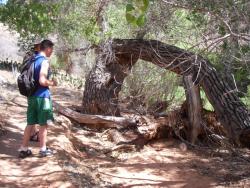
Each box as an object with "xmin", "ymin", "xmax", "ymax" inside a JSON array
[
  {"xmin": 54, "ymin": 114, "xmax": 72, "ymax": 128},
  {"xmin": 0, "ymin": 75, "xmax": 7, "ymax": 84},
  {"xmin": 179, "ymin": 143, "xmax": 188, "ymax": 151}
]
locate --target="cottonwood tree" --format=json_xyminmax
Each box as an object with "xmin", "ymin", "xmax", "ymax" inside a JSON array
[
  {"xmin": 1, "ymin": 0, "xmax": 249, "ymax": 145},
  {"xmin": 82, "ymin": 39, "xmax": 250, "ymax": 146}
]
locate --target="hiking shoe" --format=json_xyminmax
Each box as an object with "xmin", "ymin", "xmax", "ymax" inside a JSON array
[
  {"xmin": 39, "ymin": 148, "xmax": 53, "ymax": 157},
  {"xmin": 19, "ymin": 149, "xmax": 32, "ymax": 159}
]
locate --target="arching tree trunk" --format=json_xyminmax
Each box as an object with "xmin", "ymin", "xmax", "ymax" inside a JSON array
[{"xmin": 82, "ymin": 39, "xmax": 250, "ymax": 145}]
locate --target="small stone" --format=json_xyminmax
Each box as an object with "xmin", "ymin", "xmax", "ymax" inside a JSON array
[
  {"xmin": 0, "ymin": 75, "xmax": 7, "ymax": 84},
  {"xmin": 179, "ymin": 143, "xmax": 187, "ymax": 151}
]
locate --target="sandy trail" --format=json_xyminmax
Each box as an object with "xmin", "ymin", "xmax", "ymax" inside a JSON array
[
  {"xmin": 0, "ymin": 70, "xmax": 75, "ymax": 188},
  {"xmin": 0, "ymin": 97, "xmax": 74, "ymax": 188}
]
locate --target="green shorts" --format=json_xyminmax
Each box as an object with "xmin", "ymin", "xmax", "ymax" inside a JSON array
[{"xmin": 27, "ymin": 96, "xmax": 54, "ymax": 126}]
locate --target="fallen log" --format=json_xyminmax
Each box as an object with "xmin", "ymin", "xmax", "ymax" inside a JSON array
[
  {"xmin": 54, "ymin": 100, "xmax": 244, "ymax": 149},
  {"xmin": 53, "ymin": 101, "xmax": 137, "ymax": 127}
]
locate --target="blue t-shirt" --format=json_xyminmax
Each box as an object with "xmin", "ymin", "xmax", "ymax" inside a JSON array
[{"xmin": 32, "ymin": 53, "xmax": 51, "ymax": 98}]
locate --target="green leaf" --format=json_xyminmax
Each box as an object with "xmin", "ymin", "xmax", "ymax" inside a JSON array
[
  {"xmin": 141, "ymin": 0, "xmax": 149, "ymax": 12},
  {"xmin": 126, "ymin": 3, "xmax": 134, "ymax": 12},
  {"xmin": 136, "ymin": 14, "xmax": 146, "ymax": 26},
  {"xmin": 126, "ymin": 12, "xmax": 136, "ymax": 24}
]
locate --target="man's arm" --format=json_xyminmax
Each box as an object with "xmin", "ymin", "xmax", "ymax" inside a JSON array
[{"xmin": 39, "ymin": 60, "xmax": 57, "ymax": 87}]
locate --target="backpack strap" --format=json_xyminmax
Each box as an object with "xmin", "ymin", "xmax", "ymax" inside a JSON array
[{"xmin": 20, "ymin": 55, "xmax": 45, "ymax": 73}]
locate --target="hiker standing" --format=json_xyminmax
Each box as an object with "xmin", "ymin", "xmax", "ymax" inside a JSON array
[{"xmin": 19, "ymin": 39, "xmax": 57, "ymax": 158}]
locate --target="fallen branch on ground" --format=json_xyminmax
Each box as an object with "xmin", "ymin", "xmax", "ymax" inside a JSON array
[
  {"xmin": 53, "ymin": 101, "xmax": 137, "ymax": 127},
  {"xmin": 54, "ymin": 101, "xmax": 243, "ymax": 149}
]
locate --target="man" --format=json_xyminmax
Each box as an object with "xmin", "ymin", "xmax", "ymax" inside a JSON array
[{"xmin": 19, "ymin": 39, "xmax": 57, "ymax": 158}]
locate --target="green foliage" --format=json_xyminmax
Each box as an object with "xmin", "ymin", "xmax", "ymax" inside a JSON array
[
  {"xmin": 0, "ymin": 0, "xmax": 103, "ymax": 47},
  {"xmin": 206, "ymin": 52, "xmax": 221, "ymax": 65},
  {"xmin": 0, "ymin": 0, "xmax": 59, "ymax": 51},
  {"xmin": 162, "ymin": 9, "xmax": 204, "ymax": 49},
  {"xmin": 234, "ymin": 68, "xmax": 249, "ymax": 83},
  {"xmin": 200, "ymin": 90, "xmax": 214, "ymax": 111},
  {"xmin": 104, "ymin": 3, "xmax": 132, "ymax": 39},
  {"xmin": 170, "ymin": 86, "xmax": 185, "ymax": 108},
  {"xmin": 56, "ymin": 0, "xmax": 102, "ymax": 46},
  {"xmin": 121, "ymin": 60, "xmax": 181, "ymax": 112},
  {"xmin": 241, "ymin": 86, "xmax": 250, "ymax": 108},
  {"xmin": 50, "ymin": 55, "xmax": 65, "ymax": 70},
  {"xmin": 185, "ymin": 11, "xmax": 207, "ymax": 27},
  {"xmin": 125, "ymin": 0, "xmax": 151, "ymax": 27},
  {"xmin": 0, "ymin": 0, "xmax": 59, "ymax": 37}
]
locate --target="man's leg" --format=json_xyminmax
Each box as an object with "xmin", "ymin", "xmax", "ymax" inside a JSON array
[
  {"xmin": 39, "ymin": 125, "xmax": 53, "ymax": 157},
  {"xmin": 21, "ymin": 125, "xmax": 34, "ymax": 148},
  {"xmin": 20, "ymin": 96, "xmax": 37, "ymax": 152},
  {"xmin": 19, "ymin": 125, "xmax": 34, "ymax": 158},
  {"xmin": 38, "ymin": 97, "xmax": 54, "ymax": 157},
  {"xmin": 39, "ymin": 125, "xmax": 48, "ymax": 150}
]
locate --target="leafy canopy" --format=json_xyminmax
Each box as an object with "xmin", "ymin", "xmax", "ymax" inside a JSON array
[{"xmin": 0, "ymin": 0, "xmax": 59, "ymax": 37}]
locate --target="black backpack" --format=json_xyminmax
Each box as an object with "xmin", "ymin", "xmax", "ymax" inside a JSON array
[{"xmin": 17, "ymin": 56, "xmax": 42, "ymax": 97}]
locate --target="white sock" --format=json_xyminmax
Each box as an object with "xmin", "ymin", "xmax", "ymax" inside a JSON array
[
  {"xmin": 40, "ymin": 146, "xmax": 47, "ymax": 152},
  {"xmin": 18, "ymin": 146, "xmax": 28, "ymax": 152}
]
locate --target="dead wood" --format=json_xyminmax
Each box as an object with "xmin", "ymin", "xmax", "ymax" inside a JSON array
[
  {"xmin": 53, "ymin": 101, "xmax": 137, "ymax": 127},
  {"xmin": 147, "ymin": 100, "xmax": 169, "ymax": 115},
  {"xmin": 183, "ymin": 75, "xmax": 202, "ymax": 144},
  {"xmin": 54, "ymin": 100, "xmax": 246, "ymax": 149}
]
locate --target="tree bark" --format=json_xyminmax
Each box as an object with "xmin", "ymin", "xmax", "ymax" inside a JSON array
[
  {"xmin": 53, "ymin": 101, "xmax": 137, "ymax": 127},
  {"xmin": 82, "ymin": 39, "xmax": 250, "ymax": 145},
  {"xmin": 82, "ymin": 51, "xmax": 138, "ymax": 116},
  {"xmin": 183, "ymin": 75, "xmax": 202, "ymax": 144}
]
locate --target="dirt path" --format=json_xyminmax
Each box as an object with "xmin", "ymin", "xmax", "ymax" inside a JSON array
[
  {"xmin": 80, "ymin": 140, "xmax": 217, "ymax": 187},
  {"xmin": 1, "ymin": 70, "xmax": 250, "ymax": 188},
  {"xmin": 0, "ymin": 70, "xmax": 76, "ymax": 188},
  {"xmin": 0, "ymin": 97, "xmax": 75, "ymax": 187}
]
